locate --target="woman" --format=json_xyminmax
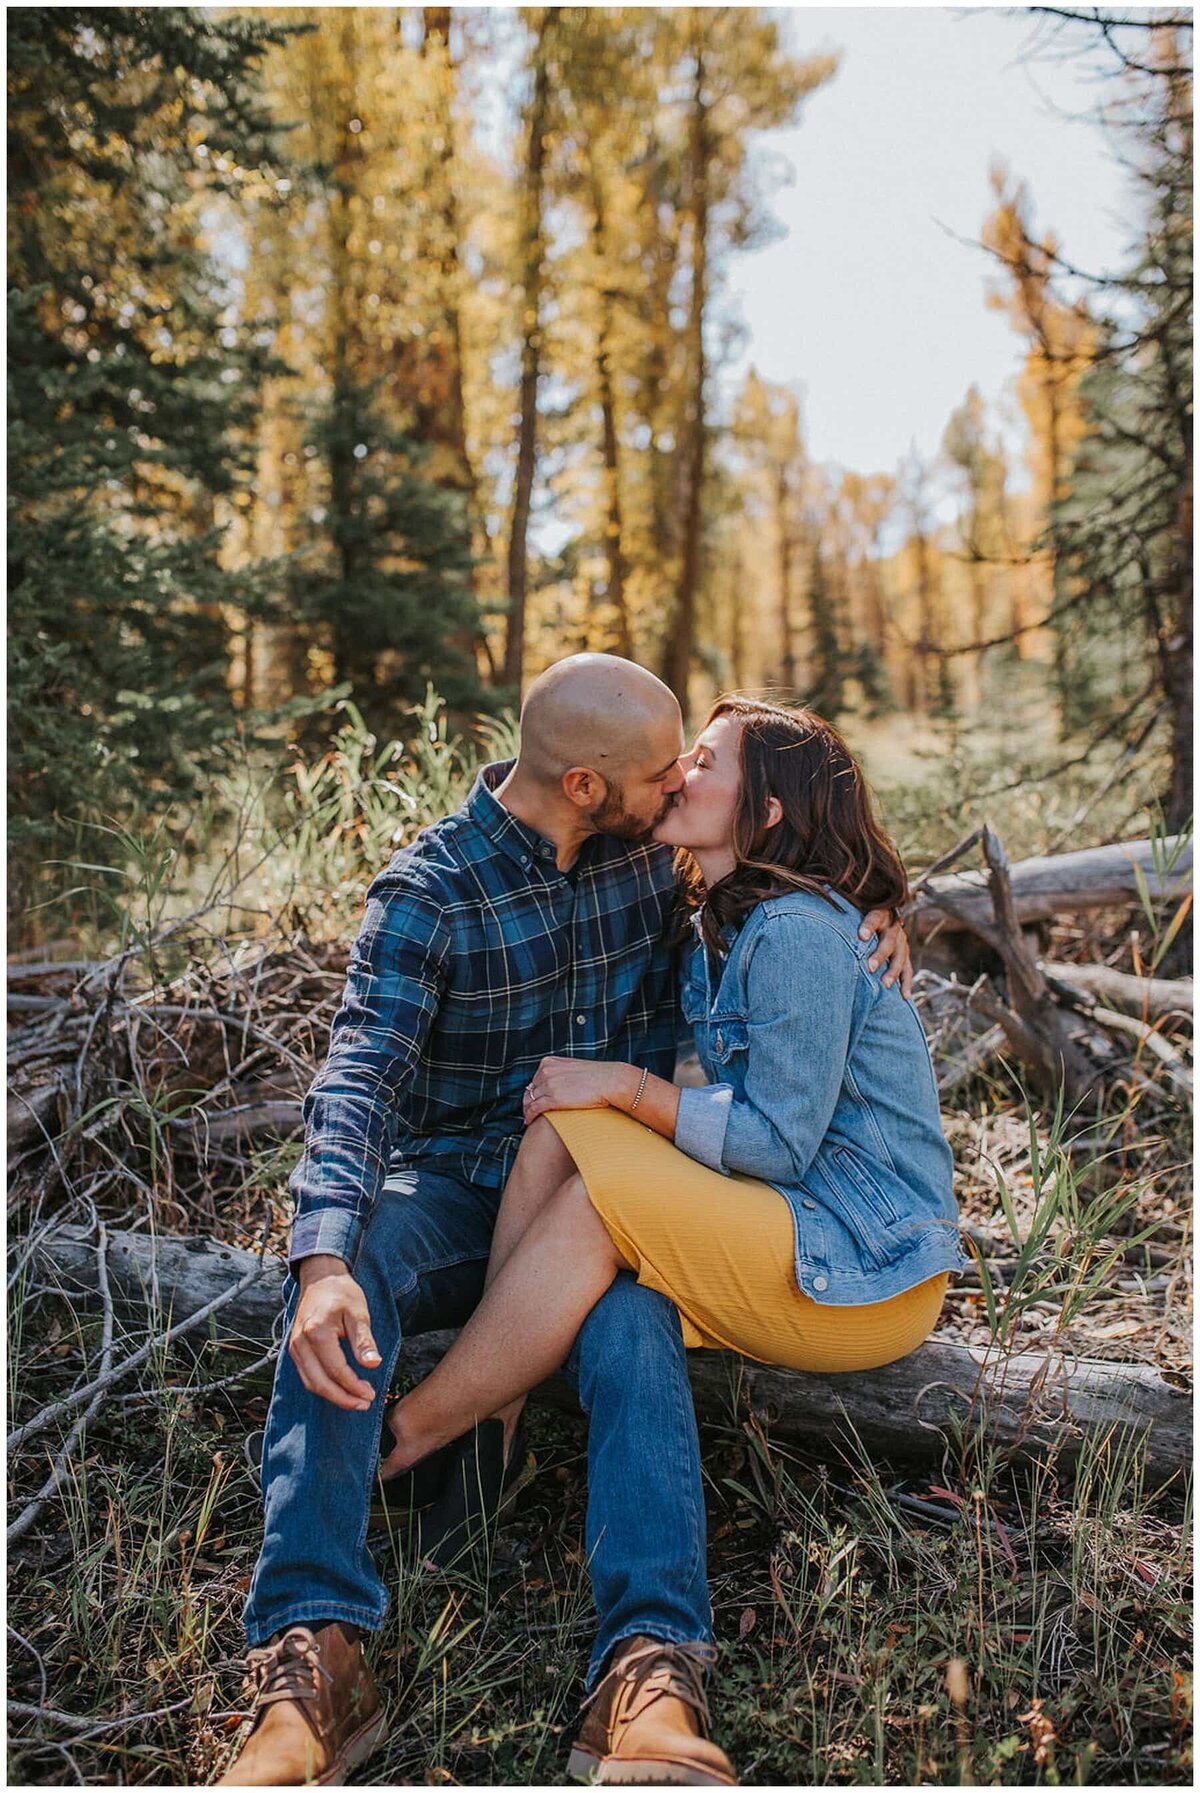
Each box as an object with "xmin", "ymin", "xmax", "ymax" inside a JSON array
[{"xmin": 381, "ymin": 696, "xmax": 967, "ymax": 1484}]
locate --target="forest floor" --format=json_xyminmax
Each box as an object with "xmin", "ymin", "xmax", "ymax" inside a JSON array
[{"xmin": 7, "ymin": 711, "xmax": 1193, "ymax": 1786}]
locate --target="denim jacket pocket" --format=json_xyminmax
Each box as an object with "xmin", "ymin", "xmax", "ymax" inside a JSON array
[
  {"xmin": 709, "ymin": 1015, "xmax": 749, "ymax": 1065},
  {"xmin": 680, "ymin": 975, "xmax": 709, "ymax": 1027},
  {"xmin": 832, "ymin": 1148, "xmax": 903, "ymax": 1266}
]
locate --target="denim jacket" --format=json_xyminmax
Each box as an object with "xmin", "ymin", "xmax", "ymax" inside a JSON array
[{"xmin": 673, "ymin": 888, "xmax": 968, "ymax": 1305}]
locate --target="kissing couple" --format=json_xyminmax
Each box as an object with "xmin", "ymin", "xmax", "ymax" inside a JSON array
[{"xmin": 217, "ymin": 654, "xmax": 965, "ymax": 1787}]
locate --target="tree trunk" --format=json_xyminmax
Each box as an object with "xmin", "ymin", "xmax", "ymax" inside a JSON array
[
  {"xmin": 418, "ymin": 9, "xmax": 475, "ymax": 491},
  {"xmin": 589, "ymin": 154, "xmax": 634, "ymax": 659},
  {"xmin": 662, "ymin": 33, "xmax": 708, "ymax": 712},
  {"xmin": 775, "ymin": 464, "xmax": 795, "ymax": 689},
  {"xmin": 912, "ymin": 526, "xmax": 936, "ymax": 716},
  {"xmin": 35, "ymin": 1226, "xmax": 1192, "ymax": 1486},
  {"xmin": 502, "ymin": 8, "xmax": 557, "ymax": 694},
  {"xmin": 1165, "ymin": 447, "xmax": 1193, "ymax": 832}
]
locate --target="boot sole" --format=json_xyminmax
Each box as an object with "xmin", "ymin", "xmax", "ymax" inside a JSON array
[
  {"xmin": 313, "ymin": 1706, "xmax": 390, "ymax": 1785},
  {"xmin": 567, "ymin": 1743, "xmax": 736, "ymax": 1787},
  {"xmin": 568, "ymin": 1742, "xmax": 602, "ymax": 1782}
]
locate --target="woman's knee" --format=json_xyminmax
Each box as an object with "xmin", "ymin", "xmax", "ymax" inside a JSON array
[{"xmin": 513, "ymin": 1114, "xmax": 576, "ymax": 1182}]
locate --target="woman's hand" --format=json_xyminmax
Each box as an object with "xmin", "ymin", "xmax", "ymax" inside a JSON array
[
  {"xmin": 860, "ymin": 907, "xmax": 913, "ymax": 998},
  {"xmin": 522, "ymin": 1056, "xmax": 636, "ymax": 1123}
]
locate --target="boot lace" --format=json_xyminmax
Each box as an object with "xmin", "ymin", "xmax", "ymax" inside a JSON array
[
  {"xmin": 582, "ymin": 1638, "xmax": 718, "ymax": 1733},
  {"xmin": 242, "ymin": 1627, "xmax": 334, "ymax": 1710}
]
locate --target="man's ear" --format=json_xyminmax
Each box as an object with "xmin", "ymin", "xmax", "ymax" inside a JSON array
[{"xmin": 562, "ymin": 766, "xmax": 608, "ymax": 811}]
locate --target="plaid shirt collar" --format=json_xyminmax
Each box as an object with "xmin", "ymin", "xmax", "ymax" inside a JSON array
[{"xmin": 468, "ymin": 758, "xmax": 587, "ymax": 875}]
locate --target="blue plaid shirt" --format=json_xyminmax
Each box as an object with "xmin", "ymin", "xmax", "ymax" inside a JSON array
[{"xmin": 289, "ymin": 760, "xmax": 680, "ymax": 1266}]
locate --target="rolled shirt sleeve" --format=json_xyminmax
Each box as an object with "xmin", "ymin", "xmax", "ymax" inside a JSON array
[
  {"xmin": 287, "ymin": 871, "xmax": 451, "ymax": 1270},
  {"xmin": 674, "ymin": 1083, "xmax": 734, "ymax": 1173}
]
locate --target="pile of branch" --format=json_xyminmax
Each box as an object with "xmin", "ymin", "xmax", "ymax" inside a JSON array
[
  {"xmin": 7, "ymin": 935, "xmax": 350, "ymax": 1219},
  {"xmin": 909, "ymin": 831, "xmax": 1193, "ymax": 1107}
]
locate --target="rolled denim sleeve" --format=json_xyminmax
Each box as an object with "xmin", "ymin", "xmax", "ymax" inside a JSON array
[
  {"xmin": 674, "ymin": 1083, "xmax": 734, "ymax": 1172},
  {"xmin": 719, "ymin": 914, "xmax": 857, "ymax": 1185},
  {"xmin": 287, "ymin": 869, "xmax": 451, "ymax": 1270}
]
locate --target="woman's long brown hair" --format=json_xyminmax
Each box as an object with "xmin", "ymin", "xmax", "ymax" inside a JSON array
[{"xmin": 678, "ymin": 696, "xmax": 909, "ymax": 957}]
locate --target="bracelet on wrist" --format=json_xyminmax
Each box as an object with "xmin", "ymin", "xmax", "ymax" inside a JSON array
[{"xmin": 629, "ymin": 1066, "xmax": 649, "ymax": 1113}]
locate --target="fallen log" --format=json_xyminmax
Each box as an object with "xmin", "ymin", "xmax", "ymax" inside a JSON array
[
  {"xmin": 29, "ymin": 1227, "xmax": 1191, "ymax": 1487},
  {"xmin": 1040, "ymin": 961, "xmax": 1193, "ymax": 1024},
  {"xmin": 911, "ymin": 836, "xmax": 1192, "ymax": 941}
]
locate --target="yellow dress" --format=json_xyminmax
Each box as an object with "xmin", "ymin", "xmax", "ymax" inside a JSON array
[{"xmin": 546, "ymin": 1108, "xmax": 946, "ymax": 1374}]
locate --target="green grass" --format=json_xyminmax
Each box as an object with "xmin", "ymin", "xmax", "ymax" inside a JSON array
[{"xmin": 6, "ymin": 1344, "xmax": 1191, "ymax": 1786}]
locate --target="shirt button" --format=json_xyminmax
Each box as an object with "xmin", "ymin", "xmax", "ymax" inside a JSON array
[
  {"xmin": 520, "ymin": 854, "xmax": 530, "ymax": 866},
  {"xmin": 802, "ymin": 1199, "xmax": 817, "ymax": 1211},
  {"xmin": 812, "ymin": 1275, "xmax": 828, "ymax": 1293},
  {"xmin": 575, "ymin": 1014, "xmax": 586, "ymax": 1026}
]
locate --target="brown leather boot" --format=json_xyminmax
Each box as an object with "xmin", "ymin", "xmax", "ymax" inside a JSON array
[
  {"xmin": 214, "ymin": 1622, "xmax": 388, "ymax": 1786},
  {"xmin": 567, "ymin": 1635, "xmax": 737, "ymax": 1785}
]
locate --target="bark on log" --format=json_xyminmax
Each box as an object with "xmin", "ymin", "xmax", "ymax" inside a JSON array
[
  {"xmin": 911, "ymin": 837, "xmax": 1192, "ymax": 941},
  {"xmin": 32, "ymin": 1227, "xmax": 1191, "ymax": 1487},
  {"xmin": 1040, "ymin": 961, "xmax": 1193, "ymax": 1023}
]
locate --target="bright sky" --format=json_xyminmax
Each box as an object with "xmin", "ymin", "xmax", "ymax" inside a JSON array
[
  {"xmin": 722, "ymin": 4, "xmax": 1138, "ymax": 492},
  {"xmin": 721, "ymin": 3, "xmax": 1140, "ymax": 494}
]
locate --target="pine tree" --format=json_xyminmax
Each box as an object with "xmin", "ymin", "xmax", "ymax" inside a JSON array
[
  {"xmin": 805, "ymin": 547, "xmax": 844, "ymax": 718},
  {"xmin": 1051, "ymin": 22, "xmax": 1192, "ymax": 827},
  {"xmin": 7, "ymin": 6, "xmax": 288, "ymax": 922},
  {"xmin": 288, "ymin": 379, "xmax": 482, "ymax": 730}
]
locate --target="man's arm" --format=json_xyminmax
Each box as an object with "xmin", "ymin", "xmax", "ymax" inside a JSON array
[
  {"xmin": 285, "ymin": 866, "xmax": 451, "ymax": 1408},
  {"xmin": 288, "ymin": 870, "xmax": 451, "ymax": 1267}
]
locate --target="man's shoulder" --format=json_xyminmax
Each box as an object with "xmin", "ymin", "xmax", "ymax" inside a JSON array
[{"xmin": 365, "ymin": 808, "xmax": 479, "ymax": 907}]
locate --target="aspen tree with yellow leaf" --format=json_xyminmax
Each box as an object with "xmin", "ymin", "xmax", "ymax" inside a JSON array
[{"xmin": 983, "ymin": 167, "xmax": 1099, "ymax": 667}]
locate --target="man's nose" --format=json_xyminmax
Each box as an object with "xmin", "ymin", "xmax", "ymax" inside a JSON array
[{"xmin": 663, "ymin": 761, "xmax": 686, "ymax": 793}]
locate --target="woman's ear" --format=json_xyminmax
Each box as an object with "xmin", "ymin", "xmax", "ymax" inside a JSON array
[{"xmin": 764, "ymin": 795, "xmax": 784, "ymax": 830}]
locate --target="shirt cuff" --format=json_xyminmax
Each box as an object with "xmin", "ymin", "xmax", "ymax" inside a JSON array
[
  {"xmin": 674, "ymin": 1084, "xmax": 734, "ymax": 1175},
  {"xmin": 288, "ymin": 1207, "xmax": 364, "ymax": 1272}
]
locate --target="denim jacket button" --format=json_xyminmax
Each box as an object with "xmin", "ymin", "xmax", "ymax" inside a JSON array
[
  {"xmin": 812, "ymin": 1275, "xmax": 828, "ymax": 1292},
  {"xmin": 802, "ymin": 1198, "xmax": 817, "ymax": 1211},
  {"xmin": 715, "ymin": 1030, "xmax": 724, "ymax": 1054}
]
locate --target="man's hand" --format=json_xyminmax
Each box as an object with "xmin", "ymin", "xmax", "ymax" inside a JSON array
[
  {"xmin": 289, "ymin": 1255, "xmax": 382, "ymax": 1411},
  {"xmin": 860, "ymin": 907, "xmax": 914, "ymax": 999}
]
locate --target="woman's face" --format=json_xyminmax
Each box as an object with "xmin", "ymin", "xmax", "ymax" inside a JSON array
[{"xmin": 651, "ymin": 712, "xmax": 744, "ymax": 853}]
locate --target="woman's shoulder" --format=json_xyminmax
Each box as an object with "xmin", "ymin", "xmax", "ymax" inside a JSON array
[{"xmin": 750, "ymin": 886, "xmax": 866, "ymax": 942}]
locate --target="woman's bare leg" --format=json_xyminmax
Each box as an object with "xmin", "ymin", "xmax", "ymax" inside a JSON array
[
  {"xmin": 484, "ymin": 1116, "xmax": 577, "ymax": 1289},
  {"xmin": 380, "ymin": 1173, "xmax": 630, "ymax": 1474},
  {"xmin": 380, "ymin": 1118, "xmax": 578, "ymax": 1473}
]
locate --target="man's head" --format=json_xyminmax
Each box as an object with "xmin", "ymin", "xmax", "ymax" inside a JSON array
[{"xmin": 516, "ymin": 654, "xmax": 686, "ymax": 842}]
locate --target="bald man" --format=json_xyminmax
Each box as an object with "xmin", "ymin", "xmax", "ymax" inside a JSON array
[{"xmin": 220, "ymin": 656, "xmax": 910, "ymax": 1787}]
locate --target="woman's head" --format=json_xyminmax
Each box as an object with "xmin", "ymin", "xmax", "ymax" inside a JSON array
[{"xmin": 654, "ymin": 695, "xmax": 908, "ymax": 949}]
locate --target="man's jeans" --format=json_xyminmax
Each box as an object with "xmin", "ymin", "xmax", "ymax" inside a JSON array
[{"xmin": 244, "ymin": 1165, "xmax": 712, "ymax": 1685}]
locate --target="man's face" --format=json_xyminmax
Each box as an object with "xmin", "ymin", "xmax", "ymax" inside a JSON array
[{"xmin": 591, "ymin": 714, "xmax": 687, "ymax": 844}]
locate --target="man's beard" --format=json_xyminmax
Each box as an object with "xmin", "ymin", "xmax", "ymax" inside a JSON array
[{"xmin": 593, "ymin": 783, "xmax": 674, "ymax": 844}]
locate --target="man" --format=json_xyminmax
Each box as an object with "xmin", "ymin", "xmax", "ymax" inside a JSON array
[{"xmin": 218, "ymin": 655, "xmax": 911, "ymax": 1787}]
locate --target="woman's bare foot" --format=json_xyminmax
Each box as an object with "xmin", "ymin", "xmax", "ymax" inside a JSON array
[{"xmin": 379, "ymin": 1394, "xmax": 526, "ymax": 1483}]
